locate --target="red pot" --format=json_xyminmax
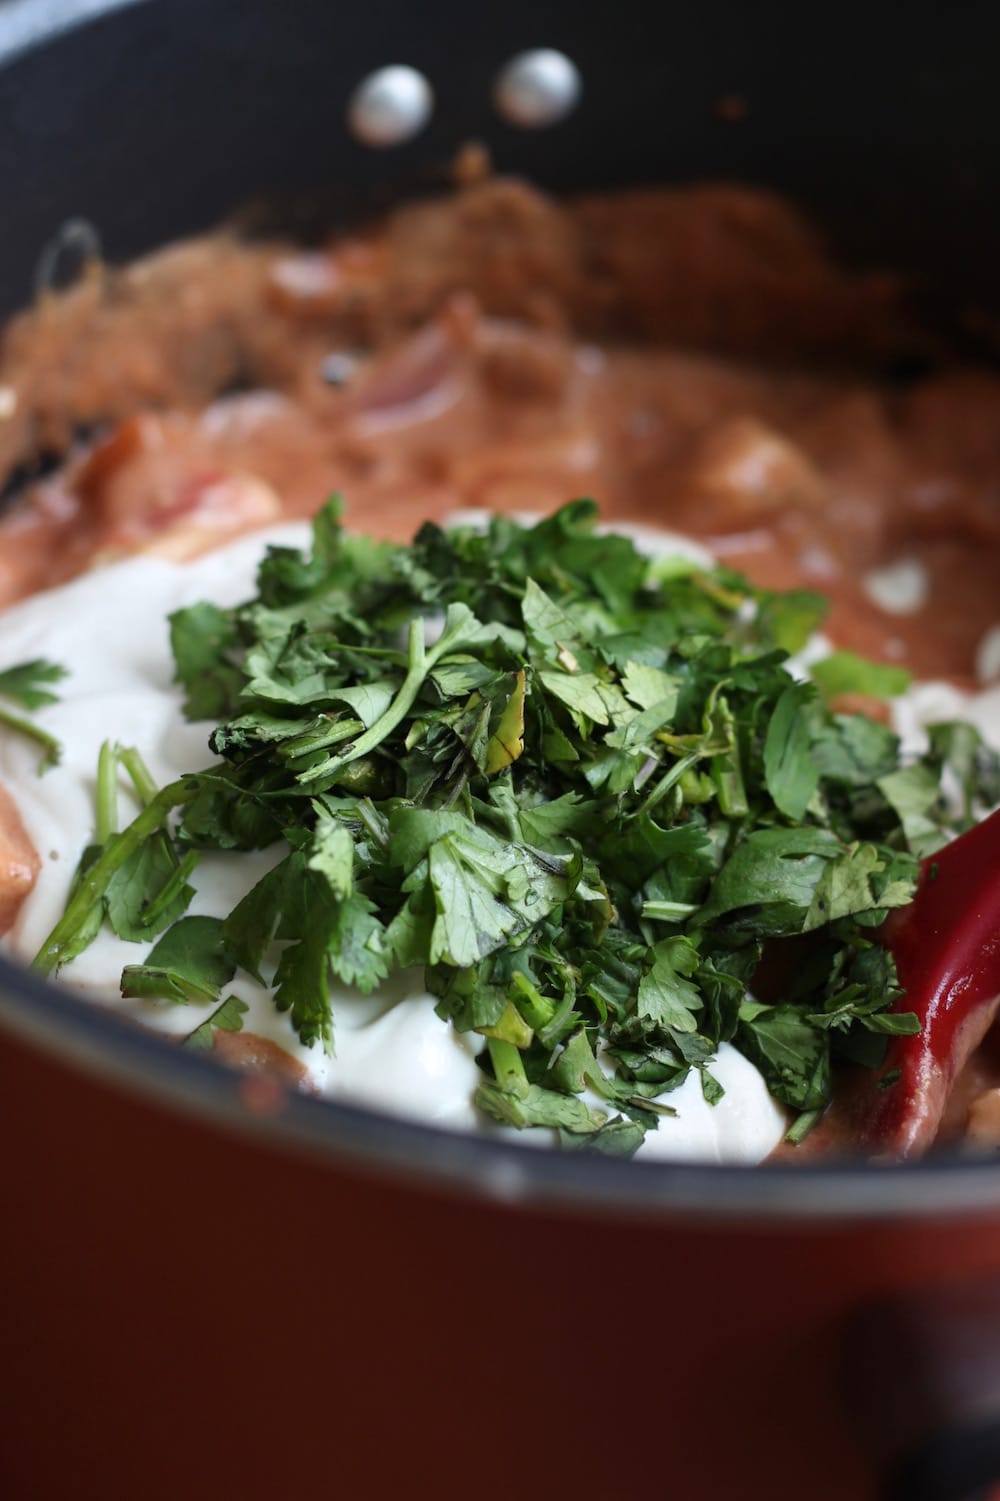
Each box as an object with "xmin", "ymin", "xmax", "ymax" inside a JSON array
[
  {"xmin": 7, "ymin": 981, "xmax": 1000, "ymax": 1501},
  {"xmin": 3, "ymin": 4, "xmax": 1000, "ymax": 1499}
]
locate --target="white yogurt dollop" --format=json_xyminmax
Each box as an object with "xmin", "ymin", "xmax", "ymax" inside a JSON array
[
  {"xmin": 0, "ymin": 524, "xmax": 786, "ymax": 1161},
  {"xmin": 891, "ymin": 678, "xmax": 1000, "ymax": 759}
]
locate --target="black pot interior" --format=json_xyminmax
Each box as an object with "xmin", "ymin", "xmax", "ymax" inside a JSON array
[{"xmin": 0, "ymin": 0, "xmax": 997, "ymax": 320}]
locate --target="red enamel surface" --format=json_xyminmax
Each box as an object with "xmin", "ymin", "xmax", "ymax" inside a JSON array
[{"xmin": 5, "ymin": 1018, "xmax": 1000, "ymax": 1501}]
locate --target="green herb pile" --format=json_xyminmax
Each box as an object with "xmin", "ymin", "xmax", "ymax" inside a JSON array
[{"xmin": 32, "ymin": 500, "xmax": 1000, "ymax": 1150}]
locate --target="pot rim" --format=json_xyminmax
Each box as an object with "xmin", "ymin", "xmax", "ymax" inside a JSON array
[
  {"xmin": 4, "ymin": 951, "xmax": 1000, "ymax": 1223},
  {"xmin": 0, "ymin": 0, "xmax": 144, "ymax": 67}
]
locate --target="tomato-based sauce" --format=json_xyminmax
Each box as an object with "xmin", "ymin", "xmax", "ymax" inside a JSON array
[{"xmin": 1, "ymin": 179, "xmax": 998, "ymax": 687}]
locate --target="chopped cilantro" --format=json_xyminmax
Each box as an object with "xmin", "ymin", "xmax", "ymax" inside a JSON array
[
  {"xmin": 0, "ymin": 656, "xmax": 67, "ymax": 771},
  {"xmin": 182, "ymin": 994, "xmax": 249, "ymax": 1051},
  {"xmin": 809, "ymin": 650, "xmax": 911, "ymax": 701},
  {"xmin": 121, "ymin": 915, "xmax": 236, "ymax": 1005},
  {"xmin": 0, "ymin": 658, "xmax": 67, "ymax": 709},
  {"xmin": 31, "ymin": 500, "xmax": 995, "ymax": 1152}
]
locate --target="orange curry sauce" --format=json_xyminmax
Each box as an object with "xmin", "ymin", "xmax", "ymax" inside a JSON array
[{"xmin": 0, "ymin": 179, "xmax": 997, "ymax": 687}]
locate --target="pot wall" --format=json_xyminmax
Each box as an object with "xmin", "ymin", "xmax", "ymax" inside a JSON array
[{"xmin": 6, "ymin": 1023, "xmax": 1000, "ymax": 1501}]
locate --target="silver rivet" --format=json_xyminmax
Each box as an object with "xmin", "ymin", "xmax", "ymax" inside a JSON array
[
  {"xmin": 493, "ymin": 49, "xmax": 581, "ymax": 129},
  {"xmin": 347, "ymin": 65, "xmax": 433, "ymax": 148},
  {"xmin": 34, "ymin": 218, "xmax": 102, "ymax": 299}
]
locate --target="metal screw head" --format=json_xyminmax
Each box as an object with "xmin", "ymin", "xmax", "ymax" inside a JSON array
[
  {"xmin": 493, "ymin": 49, "xmax": 582, "ymax": 129},
  {"xmin": 347, "ymin": 65, "xmax": 433, "ymax": 148},
  {"xmin": 34, "ymin": 218, "xmax": 103, "ymax": 298}
]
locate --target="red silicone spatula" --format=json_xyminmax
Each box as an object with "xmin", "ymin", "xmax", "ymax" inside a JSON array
[{"xmin": 860, "ymin": 806, "xmax": 1000, "ymax": 1157}]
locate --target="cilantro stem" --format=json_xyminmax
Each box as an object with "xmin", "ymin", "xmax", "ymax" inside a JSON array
[
  {"xmin": 511, "ymin": 971, "xmax": 555, "ymax": 1030},
  {"xmin": 120, "ymin": 964, "xmax": 219, "ymax": 1005},
  {"xmin": 488, "ymin": 1037, "xmax": 529, "ymax": 1098},
  {"xmin": 641, "ymin": 899, "xmax": 699, "ymax": 921},
  {"xmin": 139, "ymin": 847, "xmax": 200, "ymax": 929},
  {"xmin": 305, "ymin": 617, "xmax": 477, "ymax": 792},
  {"xmin": 354, "ymin": 797, "xmax": 389, "ymax": 850},
  {"xmin": 0, "ymin": 703, "xmax": 62, "ymax": 770},
  {"xmin": 477, "ymin": 1001, "xmax": 533, "ymax": 1048},
  {"xmin": 785, "ymin": 1108, "xmax": 823, "ymax": 1145},
  {"xmin": 441, "ymin": 770, "xmax": 470, "ymax": 810},
  {"xmin": 537, "ymin": 990, "xmax": 577, "ymax": 1049},
  {"xmin": 633, "ymin": 754, "xmax": 659, "ymax": 793},
  {"xmin": 95, "ymin": 740, "xmax": 119, "ymax": 844},
  {"xmin": 298, "ymin": 620, "xmax": 427, "ymax": 789},
  {"xmin": 120, "ymin": 746, "xmax": 159, "ymax": 807},
  {"xmin": 32, "ymin": 778, "xmax": 199, "ymax": 975},
  {"xmin": 711, "ymin": 751, "xmax": 749, "ymax": 818},
  {"xmin": 280, "ymin": 717, "xmax": 365, "ymax": 764},
  {"xmin": 634, "ymin": 752, "xmax": 700, "ymax": 817}
]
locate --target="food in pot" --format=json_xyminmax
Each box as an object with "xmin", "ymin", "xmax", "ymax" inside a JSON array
[
  {"xmin": 4, "ymin": 179, "xmax": 1000, "ymax": 686},
  {"xmin": 1, "ymin": 179, "xmax": 999, "ymax": 1160},
  {"xmin": 2, "ymin": 502, "xmax": 997, "ymax": 1161}
]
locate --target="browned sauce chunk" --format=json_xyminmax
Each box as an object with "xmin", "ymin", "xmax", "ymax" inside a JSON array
[{"xmin": 0, "ymin": 785, "xmax": 39, "ymax": 936}]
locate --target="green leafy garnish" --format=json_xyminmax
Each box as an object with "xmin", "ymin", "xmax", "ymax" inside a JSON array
[
  {"xmin": 809, "ymin": 650, "xmax": 911, "ymax": 701},
  {"xmin": 0, "ymin": 658, "xmax": 67, "ymax": 709},
  {"xmin": 33, "ymin": 500, "xmax": 997, "ymax": 1153},
  {"xmin": 0, "ymin": 657, "xmax": 67, "ymax": 770},
  {"xmin": 121, "ymin": 915, "xmax": 236, "ymax": 1005},
  {"xmin": 183, "ymin": 995, "xmax": 249, "ymax": 1050}
]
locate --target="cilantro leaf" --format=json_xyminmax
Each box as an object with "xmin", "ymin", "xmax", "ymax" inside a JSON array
[
  {"xmin": 307, "ymin": 814, "xmax": 355, "ymax": 899},
  {"xmin": 803, "ymin": 842, "xmax": 917, "ymax": 931},
  {"xmin": 120, "ymin": 915, "xmax": 236, "ymax": 1004},
  {"xmin": 221, "ymin": 855, "xmax": 294, "ymax": 982},
  {"xmin": 695, "ymin": 828, "xmax": 842, "ymax": 932},
  {"xmin": 635, "ymin": 937, "xmax": 703, "ymax": 1035},
  {"xmin": 926, "ymin": 721, "xmax": 1000, "ymax": 825},
  {"xmin": 183, "ymin": 994, "xmax": 249, "ymax": 1050},
  {"xmin": 536, "ymin": 668, "xmax": 627, "ymax": 728},
  {"xmin": 421, "ymin": 827, "xmax": 568, "ymax": 967},
  {"xmin": 764, "ymin": 683, "xmax": 818, "ymax": 820},
  {"xmin": 737, "ymin": 998, "xmax": 830, "ymax": 1110},
  {"xmin": 326, "ymin": 892, "xmax": 389, "ymax": 993},
  {"xmin": 621, "ymin": 661, "xmax": 679, "ymax": 715},
  {"xmin": 0, "ymin": 657, "xmax": 67, "ymax": 770},
  {"xmin": 169, "ymin": 603, "xmax": 243, "ymax": 720},
  {"xmin": 475, "ymin": 1080, "xmax": 605, "ymax": 1132},
  {"xmin": 810, "ymin": 650, "xmax": 911, "ymax": 701},
  {"xmin": 877, "ymin": 764, "xmax": 947, "ymax": 857},
  {"xmin": 272, "ymin": 904, "xmax": 336, "ymax": 1051},
  {"xmin": 0, "ymin": 657, "xmax": 67, "ymax": 709},
  {"xmin": 755, "ymin": 590, "xmax": 828, "ymax": 654},
  {"xmin": 105, "ymin": 835, "xmax": 198, "ymax": 942}
]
